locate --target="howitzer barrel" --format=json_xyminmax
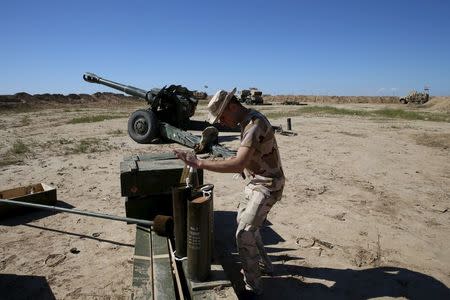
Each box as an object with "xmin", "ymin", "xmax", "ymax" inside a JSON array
[{"xmin": 83, "ymin": 72, "xmax": 158, "ymax": 102}]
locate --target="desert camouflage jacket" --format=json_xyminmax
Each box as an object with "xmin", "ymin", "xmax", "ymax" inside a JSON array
[{"xmin": 240, "ymin": 109, "xmax": 285, "ymax": 191}]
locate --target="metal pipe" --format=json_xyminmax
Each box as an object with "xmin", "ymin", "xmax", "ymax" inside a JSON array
[
  {"xmin": 83, "ymin": 72, "xmax": 156, "ymax": 101},
  {"xmin": 172, "ymin": 185, "xmax": 191, "ymax": 258},
  {"xmin": 192, "ymin": 184, "xmax": 215, "ymax": 262},
  {"xmin": 187, "ymin": 194, "xmax": 211, "ymax": 281},
  {"xmin": 287, "ymin": 118, "xmax": 292, "ymax": 131},
  {"xmin": 0, "ymin": 199, "xmax": 153, "ymax": 227}
]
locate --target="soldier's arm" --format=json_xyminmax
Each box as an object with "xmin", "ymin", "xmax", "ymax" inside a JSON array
[
  {"xmin": 174, "ymin": 147, "xmax": 254, "ymax": 173},
  {"xmin": 197, "ymin": 146, "xmax": 254, "ymax": 173}
]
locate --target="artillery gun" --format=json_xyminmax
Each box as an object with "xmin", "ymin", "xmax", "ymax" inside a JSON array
[
  {"xmin": 83, "ymin": 73, "xmax": 235, "ymax": 157},
  {"xmin": 83, "ymin": 73, "xmax": 198, "ymax": 143},
  {"xmin": 399, "ymin": 90, "xmax": 429, "ymax": 104}
]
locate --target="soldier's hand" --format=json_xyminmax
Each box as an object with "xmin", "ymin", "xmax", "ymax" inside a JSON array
[{"xmin": 173, "ymin": 150, "xmax": 200, "ymax": 168}]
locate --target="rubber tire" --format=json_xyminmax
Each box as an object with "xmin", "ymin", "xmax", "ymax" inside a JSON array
[{"xmin": 127, "ymin": 109, "xmax": 159, "ymax": 144}]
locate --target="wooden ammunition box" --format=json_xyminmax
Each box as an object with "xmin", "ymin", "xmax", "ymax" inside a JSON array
[
  {"xmin": 120, "ymin": 153, "xmax": 203, "ymax": 197},
  {"xmin": 0, "ymin": 183, "xmax": 57, "ymax": 219}
]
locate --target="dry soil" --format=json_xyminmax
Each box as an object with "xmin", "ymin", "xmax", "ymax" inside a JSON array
[{"xmin": 0, "ymin": 100, "xmax": 449, "ymax": 299}]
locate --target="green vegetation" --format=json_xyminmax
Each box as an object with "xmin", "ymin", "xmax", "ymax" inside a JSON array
[
  {"xmin": 0, "ymin": 140, "xmax": 30, "ymax": 167},
  {"xmin": 20, "ymin": 115, "xmax": 31, "ymax": 126},
  {"xmin": 58, "ymin": 138, "xmax": 74, "ymax": 145},
  {"xmin": 265, "ymin": 106, "xmax": 450, "ymax": 122},
  {"xmin": 0, "ymin": 106, "xmax": 40, "ymax": 113},
  {"xmin": 415, "ymin": 133, "xmax": 450, "ymax": 149},
  {"xmin": 73, "ymin": 139, "xmax": 94, "ymax": 153},
  {"xmin": 39, "ymin": 138, "xmax": 74, "ymax": 149},
  {"xmin": 10, "ymin": 140, "xmax": 30, "ymax": 154},
  {"xmin": 35, "ymin": 137, "xmax": 115, "ymax": 156},
  {"xmin": 70, "ymin": 138, "xmax": 105, "ymax": 154},
  {"xmin": 63, "ymin": 108, "xmax": 89, "ymax": 113},
  {"xmin": 68, "ymin": 114, "xmax": 127, "ymax": 124},
  {"xmin": 107, "ymin": 129, "xmax": 125, "ymax": 136},
  {"xmin": 337, "ymin": 131, "xmax": 366, "ymax": 138},
  {"xmin": 63, "ymin": 138, "xmax": 117, "ymax": 154},
  {"xmin": 373, "ymin": 108, "xmax": 448, "ymax": 122},
  {"xmin": 0, "ymin": 156, "xmax": 23, "ymax": 167}
]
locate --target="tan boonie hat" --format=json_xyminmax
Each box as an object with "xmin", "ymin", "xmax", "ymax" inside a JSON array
[{"xmin": 207, "ymin": 88, "xmax": 237, "ymax": 124}]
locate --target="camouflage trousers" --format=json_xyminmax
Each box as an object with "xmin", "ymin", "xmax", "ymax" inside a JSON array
[{"xmin": 236, "ymin": 184, "xmax": 283, "ymax": 293}]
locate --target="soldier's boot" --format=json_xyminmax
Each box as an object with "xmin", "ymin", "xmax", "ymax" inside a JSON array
[{"xmin": 236, "ymin": 223, "xmax": 263, "ymax": 295}]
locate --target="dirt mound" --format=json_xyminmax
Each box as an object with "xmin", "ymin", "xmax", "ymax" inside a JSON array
[
  {"xmin": 265, "ymin": 95, "xmax": 399, "ymax": 104},
  {"xmin": 422, "ymin": 96, "xmax": 450, "ymax": 113},
  {"xmin": 0, "ymin": 92, "xmax": 140, "ymax": 109},
  {"xmin": 3, "ymin": 92, "xmax": 446, "ymax": 110}
]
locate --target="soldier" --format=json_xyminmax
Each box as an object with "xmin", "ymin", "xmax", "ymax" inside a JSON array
[{"xmin": 174, "ymin": 88, "xmax": 285, "ymax": 297}]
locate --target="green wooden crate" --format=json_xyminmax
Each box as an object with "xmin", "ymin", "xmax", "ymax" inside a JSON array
[
  {"xmin": 120, "ymin": 153, "xmax": 203, "ymax": 197},
  {"xmin": 121, "ymin": 153, "xmax": 203, "ymax": 220},
  {"xmin": 123, "ymin": 152, "xmax": 177, "ymax": 162}
]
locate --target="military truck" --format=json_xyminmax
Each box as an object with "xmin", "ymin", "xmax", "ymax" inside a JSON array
[
  {"xmin": 238, "ymin": 88, "xmax": 263, "ymax": 105},
  {"xmin": 399, "ymin": 90, "xmax": 430, "ymax": 104}
]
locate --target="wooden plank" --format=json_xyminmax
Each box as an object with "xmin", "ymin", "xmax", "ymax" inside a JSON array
[
  {"xmin": 152, "ymin": 232, "xmax": 176, "ymax": 300},
  {"xmin": 180, "ymin": 223, "xmax": 236, "ymax": 300},
  {"xmin": 168, "ymin": 238, "xmax": 185, "ymax": 300},
  {"xmin": 134, "ymin": 226, "xmax": 151, "ymax": 257},
  {"xmin": 181, "ymin": 260, "xmax": 232, "ymax": 292},
  {"xmin": 132, "ymin": 222, "xmax": 236, "ymax": 300},
  {"xmin": 132, "ymin": 225, "xmax": 153, "ymax": 300}
]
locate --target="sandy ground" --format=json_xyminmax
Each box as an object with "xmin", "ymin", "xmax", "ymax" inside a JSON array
[{"xmin": 0, "ymin": 102, "xmax": 449, "ymax": 299}]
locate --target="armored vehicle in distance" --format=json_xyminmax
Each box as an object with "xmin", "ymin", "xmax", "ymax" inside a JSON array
[
  {"xmin": 238, "ymin": 88, "xmax": 264, "ymax": 105},
  {"xmin": 399, "ymin": 90, "xmax": 430, "ymax": 104},
  {"xmin": 192, "ymin": 91, "xmax": 208, "ymax": 100}
]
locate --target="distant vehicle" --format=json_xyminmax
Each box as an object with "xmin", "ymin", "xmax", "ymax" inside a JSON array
[
  {"xmin": 238, "ymin": 88, "xmax": 264, "ymax": 105},
  {"xmin": 192, "ymin": 91, "xmax": 208, "ymax": 100},
  {"xmin": 399, "ymin": 90, "xmax": 429, "ymax": 104}
]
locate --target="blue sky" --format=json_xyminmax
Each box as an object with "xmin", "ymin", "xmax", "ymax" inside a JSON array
[{"xmin": 1, "ymin": 0, "xmax": 449, "ymax": 96}]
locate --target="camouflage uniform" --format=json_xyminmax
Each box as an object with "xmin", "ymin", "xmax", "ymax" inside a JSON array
[{"xmin": 236, "ymin": 109, "xmax": 285, "ymax": 293}]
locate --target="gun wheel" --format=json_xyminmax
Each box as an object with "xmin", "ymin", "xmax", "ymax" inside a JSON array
[{"xmin": 128, "ymin": 109, "xmax": 159, "ymax": 144}]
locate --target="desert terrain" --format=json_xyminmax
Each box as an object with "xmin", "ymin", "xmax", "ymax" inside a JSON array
[{"xmin": 1, "ymin": 96, "xmax": 449, "ymax": 299}]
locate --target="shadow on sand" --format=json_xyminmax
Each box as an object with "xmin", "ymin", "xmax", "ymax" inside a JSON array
[
  {"xmin": 262, "ymin": 265, "xmax": 450, "ymax": 300},
  {"xmin": 0, "ymin": 200, "xmax": 134, "ymax": 247},
  {"xmin": 0, "ymin": 200, "xmax": 75, "ymax": 226},
  {"xmin": 214, "ymin": 210, "xmax": 450, "ymax": 299},
  {"xmin": 0, "ymin": 274, "xmax": 56, "ymax": 300}
]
